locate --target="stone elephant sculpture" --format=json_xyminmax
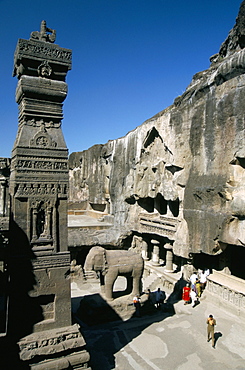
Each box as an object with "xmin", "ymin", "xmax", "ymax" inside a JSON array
[{"xmin": 84, "ymin": 246, "xmax": 144, "ymax": 300}]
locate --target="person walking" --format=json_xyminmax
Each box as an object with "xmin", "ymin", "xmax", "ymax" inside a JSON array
[
  {"xmin": 182, "ymin": 283, "xmax": 191, "ymax": 305},
  {"xmin": 200, "ymin": 270, "xmax": 207, "ymax": 292},
  {"xmin": 207, "ymin": 314, "xmax": 216, "ymax": 348},
  {"xmin": 190, "ymin": 289, "xmax": 198, "ymax": 307},
  {"xmin": 189, "ymin": 272, "xmax": 198, "ymax": 290},
  {"xmin": 195, "ymin": 278, "xmax": 202, "ymax": 297}
]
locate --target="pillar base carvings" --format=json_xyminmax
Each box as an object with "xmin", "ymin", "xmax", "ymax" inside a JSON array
[{"xmin": 18, "ymin": 324, "xmax": 91, "ymax": 369}]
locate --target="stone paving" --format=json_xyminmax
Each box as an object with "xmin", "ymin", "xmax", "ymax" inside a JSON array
[{"xmin": 71, "ymin": 278, "xmax": 245, "ymax": 370}]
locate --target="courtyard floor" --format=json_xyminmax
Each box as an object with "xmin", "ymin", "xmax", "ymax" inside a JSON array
[{"xmin": 71, "ymin": 276, "xmax": 245, "ymax": 370}]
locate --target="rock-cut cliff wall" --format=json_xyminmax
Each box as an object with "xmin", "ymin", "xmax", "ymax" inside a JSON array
[{"xmin": 69, "ymin": 2, "xmax": 245, "ymax": 259}]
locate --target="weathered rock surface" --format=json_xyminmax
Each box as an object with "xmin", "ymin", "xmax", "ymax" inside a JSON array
[{"xmin": 69, "ymin": 2, "xmax": 245, "ymax": 259}]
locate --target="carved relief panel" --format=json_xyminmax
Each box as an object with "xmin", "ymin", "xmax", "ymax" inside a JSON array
[{"xmin": 30, "ymin": 199, "xmax": 55, "ymax": 247}]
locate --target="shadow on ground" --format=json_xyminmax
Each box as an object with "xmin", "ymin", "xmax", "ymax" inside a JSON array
[
  {"xmin": 214, "ymin": 331, "xmax": 223, "ymax": 347},
  {"xmin": 72, "ymin": 280, "xmax": 182, "ymax": 370}
]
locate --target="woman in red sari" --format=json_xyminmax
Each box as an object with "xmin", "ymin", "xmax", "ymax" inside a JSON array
[{"xmin": 182, "ymin": 283, "xmax": 191, "ymax": 305}]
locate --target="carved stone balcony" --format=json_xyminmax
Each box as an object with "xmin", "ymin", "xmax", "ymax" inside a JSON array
[
  {"xmin": 139, "ymin": 213, "xmax": 179, "ymax": 239},
  {"xmin": 207, "ymin": 270, "xmax": 245, "ymax": 317}
]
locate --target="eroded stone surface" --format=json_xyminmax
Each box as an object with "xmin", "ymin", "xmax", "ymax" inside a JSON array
[{"xmin": 69, "ymin": 2, "xmax": 245, "ymax": 260}]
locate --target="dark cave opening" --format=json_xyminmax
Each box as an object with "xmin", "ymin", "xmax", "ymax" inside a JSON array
[
  {"xmin": 154, "ymin": 193, "xmax": 167, "ymax": 214},
  {"xmin": 137, "ymin": 197, "xmax": 154, "ymax": 213}
]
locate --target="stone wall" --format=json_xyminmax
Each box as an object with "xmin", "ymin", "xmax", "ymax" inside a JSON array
[{"xmin": 69, "ymin": 3, "xmax": 245, "ymax": 260}]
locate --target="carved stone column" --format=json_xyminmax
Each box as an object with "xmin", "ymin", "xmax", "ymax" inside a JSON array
[
  {"xmin": 141, "ymin": 239, "xmax": 149, "ymax": 260},
  {"xmin": 164, "ymin": 243, "xmax": 174, "ymax": 272},
  {"xmin": 46, "ymin": 206, "xmax": 52, "ymax": 239},
  {"xmin": 32, "ymin": 207, "xmax": 38, "ymax": 240},
  {"xmin": 0, "ymin": 179, "xmax": 6, "ymax": 216},
  {"xmin": 8, "ymin": 21, "xmax": 90, "ymax": 369},
  {"xmin": 151, "ymin": 239, "xmax": 160, "ymax": 266}
]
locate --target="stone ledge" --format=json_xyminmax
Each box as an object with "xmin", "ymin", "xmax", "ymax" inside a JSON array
[
  {"xmin": 208, "ymin": 270, "xmax": 245, "ymax": 295},
  {"xmin": 18, "ymin": 323, "xmax": 87, "ymax": 361},
  {"xmin": 30, "ymin": 350, "xmax": 91, "ymax": 370}
]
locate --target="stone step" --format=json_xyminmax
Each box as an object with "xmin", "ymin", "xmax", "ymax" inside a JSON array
[
  {"xmin": 142, "ymin": 273, "xmax": 161, "ymax": 292},
  {"xmin": 84, "ymin": 271, "xmax": 99, "ymax": 281}
]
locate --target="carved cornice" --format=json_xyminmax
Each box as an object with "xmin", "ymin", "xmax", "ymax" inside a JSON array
[{"xmin": 13, "ymin": 39, "xmax": 72, "ymax": 76}]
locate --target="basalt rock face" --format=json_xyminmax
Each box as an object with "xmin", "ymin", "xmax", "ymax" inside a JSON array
[{"xmin": 69, "ymin": 2, "xmax": 245, "ymax": 258}]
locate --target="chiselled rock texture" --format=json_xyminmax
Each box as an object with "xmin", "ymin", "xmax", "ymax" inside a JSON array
[{"xmin": 69, "ymin": 2, "xmax": 245, "ymax": 259}]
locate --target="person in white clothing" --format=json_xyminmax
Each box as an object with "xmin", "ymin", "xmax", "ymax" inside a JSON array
[
  {"xmin": 200, "ymin": 270, "xmax": 207, "ymax": 291},
  {"xmin": 190, "ymin": 289, "xmax": 198, "ymax": 307},
  {"xmin": 189, "ymin": 272, "xmax": 198, "ymax": 289}
]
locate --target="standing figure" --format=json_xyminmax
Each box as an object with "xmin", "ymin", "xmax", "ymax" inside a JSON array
[
  {"xmin": 190, "ymin": 289, "xmax": 198, "ymax": 307},
  {"xmin": 155, "ymin": 288, "xmax": 165, "ymax": 308},
  {"xmin": 182, "ymin": 283, "xmax": 191, "ymax": 305},
  {"xmin": 200, "ymin": 270, "xmax": 207, "ymax": 292},
  {"xmin": 133, "ymin": 295, "xmax": 141, "ymax": 317},
  {"xmin": 189, "ymin": 272, "xmax": 198, "ymax": 290},
  {"xmin": 195, "ymin": 278, "xmax": 201, "ymax": 297},
  {"xmin": 207, "ymin": 314, "xmax": 216, "ymax": 348}
]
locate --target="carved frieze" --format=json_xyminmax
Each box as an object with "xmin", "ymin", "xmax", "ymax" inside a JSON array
[
  {"xmin": 14, "ymin": 159, "xmax": 68, "ymax": 172},
  {"xmin": 31, "ymin": 253, "xmax": 70, "ymax": 270},
  {"xmin": 0, "ymin": 158, "xmax": 10, "ymax": 170},
  {"xmin": 18, "ymin": 323, "xmax": 87, "ymax": 362},
  {"xmin": 23, "ymin": 119, "xmax": 61, "ymax": 129},
  {"xmin": 13, "ymin": 39, "xmax": 72, "ymax": 76},
  {"xmin": 0, "ymin": 217, "xmax": 9, "ymax": 231},
  {"xmin": 15, "ymin": 183, "xmax": 67, "ymax": 198},
  {"xmin": 139, "ymin": 214, "xmax": 179, "ymax": 238}
]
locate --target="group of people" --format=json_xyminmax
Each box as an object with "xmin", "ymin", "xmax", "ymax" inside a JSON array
[
  {"xmin": 134, "ymin": 270, "xmax": 217, "ymax": 348},
  {"xmin": 146, "ymin": 287, "xmax": 166, "ymax": 309},
  {"xmin": 182, "ymin": 269, "xmax": 210, "ymax": 307},
  {"xmin": 133, "ymin": 287, "xmax": 166, "ymax": 317}
]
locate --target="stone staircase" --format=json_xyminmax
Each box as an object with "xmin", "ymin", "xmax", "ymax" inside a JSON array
[
  {"xmin": 142, "ymin": 271, "xmax": 161, "ymax": 292},
  {"xmin": 84, "ymin": 270, "xmax": 98, "ymax": 281}
]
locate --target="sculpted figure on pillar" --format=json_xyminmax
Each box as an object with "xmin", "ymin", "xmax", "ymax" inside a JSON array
[{"xmin": 30, "ymin": 20, "xmax": 56, "ymax": 43}]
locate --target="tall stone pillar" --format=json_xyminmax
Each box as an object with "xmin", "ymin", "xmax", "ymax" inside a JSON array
[
  {"xmin": 0, "ymin": 158, "xmax": 10, "ymax": 217},
  {"xmin": 141, "ymin": 238, "xmax": 149, "ymax": 260},
  {"xmin": 151, "ymin": 239, "xmax": 160, "ymax": 266},
  {"xmin": 164, "ymin": 243, "xmax": 174, "ymax": 272},
  {"xmin": 8, "ymin": 21, "xmax": 90, "ymax": 369}
]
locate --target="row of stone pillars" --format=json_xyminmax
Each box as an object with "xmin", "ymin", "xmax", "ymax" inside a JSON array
[{"xmin": 142, "ymin": 239, "xmax": 174, "ymax": 272}]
